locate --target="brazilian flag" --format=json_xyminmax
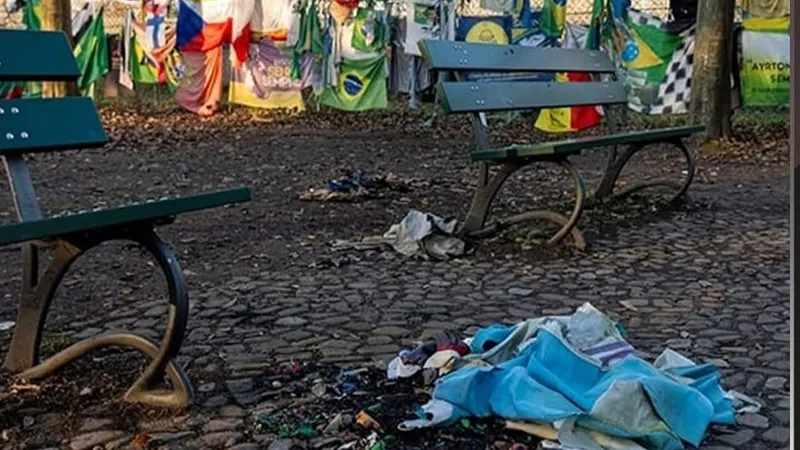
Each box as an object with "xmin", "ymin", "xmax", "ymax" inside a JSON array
[
  {"xmin": 624, "ymin": 21, "xmax": 683, "ymax": 84},
  {"xmin": 319, "ymin": 55, "xmax": 388, "ymax": 112}
]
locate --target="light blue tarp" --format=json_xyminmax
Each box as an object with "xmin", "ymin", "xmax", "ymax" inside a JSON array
[{"xmin": 407, "ymin": 306, "xmax": 737, "ymax": 450}]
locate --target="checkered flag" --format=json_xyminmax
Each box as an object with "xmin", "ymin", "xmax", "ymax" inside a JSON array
[{"xmin": 651, "ymin": 25, "xmax": 696, "ymax": 115}]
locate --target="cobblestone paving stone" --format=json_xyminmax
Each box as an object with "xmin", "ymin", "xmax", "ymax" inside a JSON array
[{"xmin": 18, "ymin": 173, "xmax": 781, "ymax": 450}]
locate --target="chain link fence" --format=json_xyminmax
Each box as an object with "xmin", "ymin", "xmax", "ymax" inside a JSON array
[{"xmin": 2, "ymin": 0, "xmax": 675, "ymax": 32}]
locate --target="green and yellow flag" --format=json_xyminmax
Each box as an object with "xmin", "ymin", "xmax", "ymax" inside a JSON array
[
  {"xmin": 73, "ymin": 7, "xmax": 110, "ymax": 95},
  {"xmin": 540, "ymin": 0, "xmax": 567, "ymax": 40},
  {"xmin": 319, "ymin": 55, "xmax": 388, "ymax": 112}
]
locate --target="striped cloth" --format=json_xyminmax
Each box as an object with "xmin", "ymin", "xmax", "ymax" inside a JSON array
[{"xmin": 582, "ymin": 337, "xmax": 636, "ymax": 367}]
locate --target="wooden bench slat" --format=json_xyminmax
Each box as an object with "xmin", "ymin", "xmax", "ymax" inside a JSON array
[
  {"xmin": 439, "ymin": 80, "xmax": 627, "ymax": 113},
  {"xmin": 0, "ymin": 98, "xmax": 108, "ymax": 154},
  {"xmin": 471, "ymin": 126, "xmax": 705, "ymax": 162},
  {"xmin": 0, "ymin": 29, "xmax": 80, "ymax": 81},
  {"xmin": 0, "ymin": 188, "xmax": 252, "ymax": 246},
  {"xmin": 419, "ymin": 40, "xmax": 617, "ymax": 73}
]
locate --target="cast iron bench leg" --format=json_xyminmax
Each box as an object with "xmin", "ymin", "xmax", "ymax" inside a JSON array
[
  {"xmin": 596, "ymin": 138, "xmax": 697, "ymax": 204},
  {"xmin": 3, "ymin": 228, "xmax": 194, "ymax": 409},
  {"xmin": 458, "ymin": 158, "xmax": 587, "ymax": 250}
]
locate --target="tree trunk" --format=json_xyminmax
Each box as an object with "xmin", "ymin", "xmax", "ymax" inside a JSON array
[
  {"xmin": 689, "ymin": 0, "xmax": 734, "ymax": 140},
  {"xmin": 39, "ymin": 0, "xmax": 76, "ymax": 97}
]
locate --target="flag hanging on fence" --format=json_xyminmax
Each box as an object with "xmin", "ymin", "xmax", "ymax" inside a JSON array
[
  {"xmin": 610, "ymin": 12, "xmax": 685, "ymax": 113},
  {"xmin": 740, "ymin": 0, "xmax": 790, "ymax": 18},
  {"xmin": 456, "ymin": 16, "xmax": 512, "ymax": 45},
  {"xmin": 229, "ymin": 38, "xmax": 312, "ymax": 110},
  {"xmin": 73, "ymin": 7, "xmax": 110, "ymax": 95},
  {"xmin": 534, "ymin": 72, "xmax": 602, "ymax": 133},
  {"xmin": 534, "ymin": 24, "xmax": 602, "ymax": 133},
  {"xmin": 539, "ymin": 0, "xmax": 567, "ymax": 40},
  {"xmin": 318, "ymin": 54, "xmax": 388, "ymax": 112},
  {"xmin": 250, "ymin": 0, "xmax": 296, "ymax": 42},
  {"xmin": 740, "ymin": 17, "xmax": 790, "ymax": 106},
  {"xmin": 585, "ymin": 0, "xmax": 606, "ymax": 50},
  {"xmin": 175, "ymin": 47, "xmax": 224, "ymax": 115},
  {"xmin": 176, "ymin": 0, "xmax": 254, "ymax": 66},
  {"xmin": 121, "ymin": 5, "xmax": 184, "ymax": 90}
]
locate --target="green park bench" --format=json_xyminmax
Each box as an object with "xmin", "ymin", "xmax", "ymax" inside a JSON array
[
  {"xmin": 0, "ymin": 29, "xmax": 251, "ymax": 408},
  {"xmin": 419, "ymin": 40, "xmax": 703, "ymax": 249}
]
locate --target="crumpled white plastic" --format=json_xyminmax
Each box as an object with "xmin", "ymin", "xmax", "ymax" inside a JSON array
[
  {"xmin": 387, "ymin": 350, "xmax": 422, "ymax": 380},
  {"xmin": 397, "ymin": 399, "xmax": 457, "ymax": 431},
  {"xmin": 381, "ymin": 210, "xmax": 465, "ymax": 259}
]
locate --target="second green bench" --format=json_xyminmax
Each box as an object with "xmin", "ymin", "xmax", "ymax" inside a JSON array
[{"xmin": 419, "ymin": 40, "xmax": 703, "ymax": 249}]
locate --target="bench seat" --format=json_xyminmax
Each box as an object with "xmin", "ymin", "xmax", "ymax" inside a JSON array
[
  {"xmin": 471, "ymin": 125, "xmax": 705, "ymax": 162},
  {"xmin": 0, "ymin": 187, "xmax": 251, "ymax": 246}
]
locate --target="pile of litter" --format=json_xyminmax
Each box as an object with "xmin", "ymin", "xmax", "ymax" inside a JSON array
[
  {"xmin": 332, "ymin": 210, "xmax": 467, "ymax": 260},
  {"xmin": 300, "ymin": 172, "xmax": 422, "ymax": 203},
  {"xmin": 249, "ymin": 364, "xmax": 531, "ymax": 450},
  {"xmin": 250, "ymin": 304, "xmax": 759, "ymax": 450},
  {"xmin": 387, "ymin": 303, "xmax": 761, "ymax": 450}
]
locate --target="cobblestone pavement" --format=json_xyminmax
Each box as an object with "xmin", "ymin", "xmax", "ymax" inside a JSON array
[
  {"xmin": 1, "ymin": 170, "xmax": 786, "ymax": 450},
  {"xmin": 0, "ymin": 130, "xmax": 790, "ymax": 450}
]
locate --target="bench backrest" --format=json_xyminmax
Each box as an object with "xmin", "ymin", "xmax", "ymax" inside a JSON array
[
  {"xmin": 418, "ymin": 40, "xmax": 628, "ymax": 114},
  {"xmin": 1, "ymin": 29, "xmax": 108, "ymax": 222}
]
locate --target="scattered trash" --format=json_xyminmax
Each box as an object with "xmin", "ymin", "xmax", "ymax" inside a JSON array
[
  {"xmin": 266, "ymin": 361, "xmax": 305, "ymax": 376},
  {"xmin": 505, "ymin": 421, "xmax": 558, "ymax": 440},
  {"xmin": 386, "ymin": 350, "xmax": 422, "ymax": 380},
  {"xmin": 254, "ymin": 414, "xmax": 279, "ymax": 433},
  {"xmin": 387, "ymin": 330, "xmax": 471, "ymax": 384},
  {"xmin": 212, "ymin": 307, "xmax": 758, "ymax": 450},
  {"xmin": 300, "ymin": 172, "xmax": 421, "ymax": 203},
  {"xmin": 9, "ymin": 383, "xmax": 40, "ymax": 394},
  {"xmin": 311, "ymin": 379, "xmax": 327, "ymax": 398},
  {"xmin": 132, "ymin": 433, "xmax": 152, "ymax": 449},
  {"xmin": 422, "ymin": 350, "xmax": 460, "ymax": 378},
  {"xmin": 397, "ymin": 399, "xmax": 460, "ymax": 431},
  {"xmin": 618, "ymin": 300, "xmax": 638, "ymax": 311},
  {"xmin": 368, "ymin": 437, "xmax": 387, "ymax": 450},
  {"xmin": 79, "ymin": 387, "xmax": 93, "ymax": 396},
  {"xmin": 355, "ymin": 411, "xmax": 381, "ymax": 430},
  {"xmin": 0, "ymin": 321, "xmax": 14, "ymax": 331},
  {"xmin": 379, "ymin": 210, "xmax": 466, "ymax": 259},
  {"xmin": 726, "ymin": 390, "xmax": 763, "ymax": 414},
  {"xmin": 280, "ymin": 422, "xmax": 318, "ymax": 438},
  {"xmin": 396, "ymin": 303, "xmax": 745, "ymax": 450},
  {"xmin": 337, "ymin": 368, "xmax": 368, "ymax": 394},
  {"xmin": 323, "ymin": 413, "xmax": 353, "ymax": 435},
  {"xmin": 335, "ymin": 210, "xmax": 467, "ymax": 259}
]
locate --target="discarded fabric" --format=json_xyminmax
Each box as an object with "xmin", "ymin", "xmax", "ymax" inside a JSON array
[
  {"xmin": 377, "ymin": 210, "xmax": 466, "ymax": 259},
  {"xmin": 300, "ymin": 172, "xmax": 416, "ymax": 203},
  {"xmin": 387, "ymin": 350, "xmax": 422, "ymax": 380},
  {"xmin": 400, "ymin": 303, "xmax": 741, "ymax": 450},
  {"xmin": 387, "ymin": 330, "xmax": 470, "ymax": 382}
]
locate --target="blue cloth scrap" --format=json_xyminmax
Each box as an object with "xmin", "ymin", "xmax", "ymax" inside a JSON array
[{"xmin": 434, "ymin": 329, "xmax": 734, "ymax": 450}]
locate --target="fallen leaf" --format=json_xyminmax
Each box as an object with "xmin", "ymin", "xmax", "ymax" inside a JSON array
[{"xmin": 133, "ymin": 433, "xmax": 152, "ymax": 448}]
